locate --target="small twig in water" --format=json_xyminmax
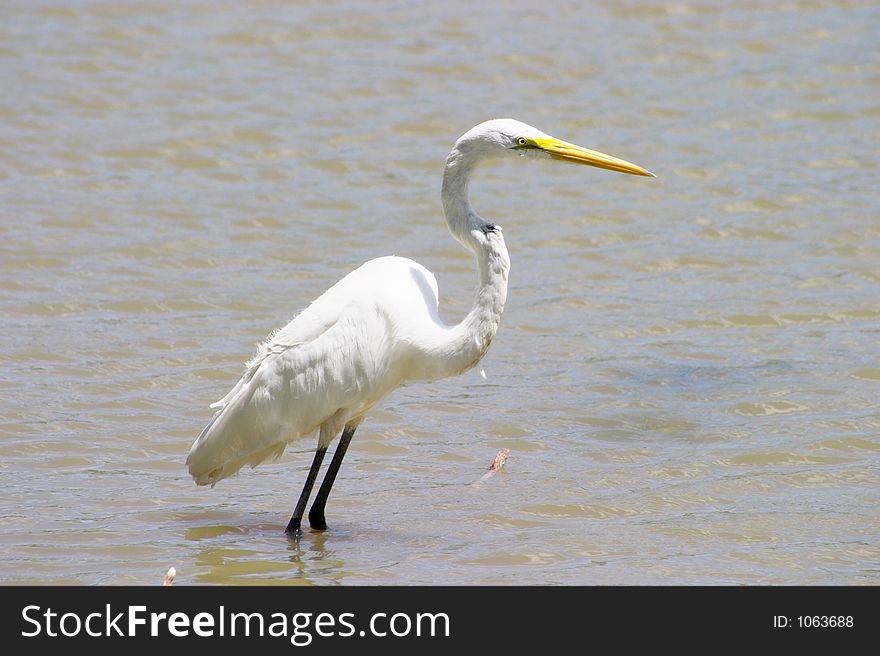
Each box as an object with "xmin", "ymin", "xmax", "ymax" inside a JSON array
[{"xmin": 472, "ymin": 449, "xmax": 509, "ymax": 486}]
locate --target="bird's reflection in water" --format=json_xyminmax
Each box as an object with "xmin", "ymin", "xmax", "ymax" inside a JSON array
[{"xmin": 184, "ymin": 519, "xmax": 352, "ymax": 584}]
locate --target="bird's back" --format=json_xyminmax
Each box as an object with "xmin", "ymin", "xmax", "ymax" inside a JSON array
[{"xmin": 186, "ymin": 256, "xmax": 441, "ymax": 486}]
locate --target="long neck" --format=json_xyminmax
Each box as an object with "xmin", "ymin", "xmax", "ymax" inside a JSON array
[{"xmin": 418, "ymin": 146, "xmax": 510, "ymax": 379}]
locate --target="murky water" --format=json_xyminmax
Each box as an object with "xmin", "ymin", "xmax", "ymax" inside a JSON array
[{"xmin": 1, "ymin": 0, "xmax": 878, "ymax": 585}]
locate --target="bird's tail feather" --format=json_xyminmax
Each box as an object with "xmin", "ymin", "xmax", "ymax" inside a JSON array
[{"xmin": 186, "ymin": 377, "xmax": 286, "ymax": 487}]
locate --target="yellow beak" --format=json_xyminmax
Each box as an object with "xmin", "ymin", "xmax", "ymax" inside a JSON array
[{"xmin": 534, "ymin": 137, "xmax": 654, "ymax": 177}]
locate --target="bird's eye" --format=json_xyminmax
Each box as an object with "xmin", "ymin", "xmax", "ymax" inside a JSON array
[{"xmin": 516, "ymin": 137, "xmax": 528, "ymax": 147}]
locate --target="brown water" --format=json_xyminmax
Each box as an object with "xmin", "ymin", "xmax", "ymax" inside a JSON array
[{"xmin": 1, "ymin": 0, "xmax": 878, "ymax": 585}]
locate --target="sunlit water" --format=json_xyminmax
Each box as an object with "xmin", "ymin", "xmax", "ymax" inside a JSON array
[{"xmin": 1, "ymin": 0, "xmax": 878, "ymax": 585}]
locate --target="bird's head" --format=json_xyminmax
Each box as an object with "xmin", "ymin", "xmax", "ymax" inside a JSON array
[{"xmin": 453, "ymin": 118, "xmax": 654, "ymax": 177}]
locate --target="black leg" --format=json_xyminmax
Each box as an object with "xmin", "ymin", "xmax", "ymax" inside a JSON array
[
  {"xmin": 308, "ymin": 423, "xmax": 357, "ymax": 530},
  {"xmin": 285, "ymin": 445, "xmax": 327, "ymax": 536}
]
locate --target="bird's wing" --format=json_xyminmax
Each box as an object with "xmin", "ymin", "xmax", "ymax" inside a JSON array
[
  {"xmin": 187, "ymin": 305, "xmax": 392, "ymax": 486},
  {"xmin": 187, "ymin": 256, "xmax": 439, "ymax": 486},
  {"xmin": 207, "ymin": 285, "xmax": 348, "ymax": 413}
]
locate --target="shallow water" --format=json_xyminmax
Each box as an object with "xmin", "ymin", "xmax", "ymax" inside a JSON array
[{"xmin": 1, "ymin": 0, "xmax": 878, "ymax": 585}]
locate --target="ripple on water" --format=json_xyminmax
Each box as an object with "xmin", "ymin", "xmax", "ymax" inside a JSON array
[
  {"xmin": 522, "ymin": 504, "xmax": 645, "ymax": 520},
  {"xmin": 731, "ymin": 400, "xmax": 809, "ymax": 416},
  {"xmin": 721, "ymin": 452, "xmax": 854, "ymax": 466},
  {"xmin": 851, "ymin": 368, "xmax": 880, "ymax": 381}
]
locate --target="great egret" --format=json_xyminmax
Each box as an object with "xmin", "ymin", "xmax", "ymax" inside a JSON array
[{"xmin": 187, "ymin": 118, "xmax": 653, "ymax": 535}]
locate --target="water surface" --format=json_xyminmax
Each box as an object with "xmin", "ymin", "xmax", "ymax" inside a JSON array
[{"xmin": 0, "ymin": 0, "xmax": 878, "ymax": 584}]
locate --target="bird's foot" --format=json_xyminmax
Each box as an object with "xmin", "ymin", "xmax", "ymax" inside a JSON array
[
  {"xmin": 308, "ymin": 511, "xmax": 327, "ymax": 531},
  {"xmin": 285, "ymin": 518, "xmax": 303, "ymax": 538}
]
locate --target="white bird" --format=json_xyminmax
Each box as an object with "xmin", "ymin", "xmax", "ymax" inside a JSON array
[{"xmin": 186, "ymin": 118, "xmax": 653, "ymax": 535}]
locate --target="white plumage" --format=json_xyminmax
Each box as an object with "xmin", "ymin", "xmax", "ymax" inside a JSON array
[
  {"xmin": 186, "ymin": 256, "xmax": 446, "ymax": 486},
  {"xmin": 186, "ymin": 118, "xmax": 652, "ymax": 533}
]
